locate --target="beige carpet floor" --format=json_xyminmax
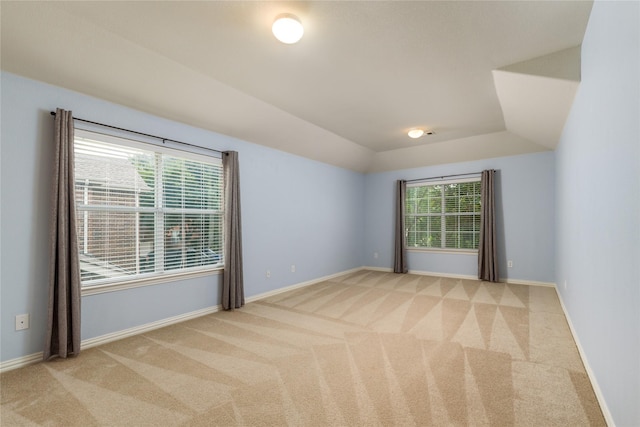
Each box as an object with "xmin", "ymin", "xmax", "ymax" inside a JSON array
[{"xmin": 1, "ymin": 270, "xmax": 605, "ymax": 426}]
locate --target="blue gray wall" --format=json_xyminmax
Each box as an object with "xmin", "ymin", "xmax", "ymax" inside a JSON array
[
  {"xmin": 0, "ymin": 72, "xmax": 364, "ymax": 361},
  {"xmin": 363, "ymin": 152, "xmax": 555, "ymax": 283},
  {"xmin": 2, "ymin": 4, "xmax": 638, "ymax": 422},
  {"xmin": 0, "ymin": 71, "xmax": 559, "ymax": 363},
  {"xmin": 555, "ymin": 1, "xmax": 639, "ymax": 425}
]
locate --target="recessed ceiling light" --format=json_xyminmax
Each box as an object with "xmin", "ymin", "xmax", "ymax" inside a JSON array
[
  {"xmin": 408, "ymin": 129, "xmax": 425, "ymax": 139},
  {"xmin": 272, "ymin": 14, "xmax": 304, "ymax": 44}
]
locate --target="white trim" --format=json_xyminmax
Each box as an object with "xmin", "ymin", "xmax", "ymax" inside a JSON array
[
  {"xmin": 80, "ymin": 306, "xmax": 222, "ymax": 350},
  {"xmin": 555, "ymin": 289, "xmax": 615, "ymax": 427},
  {"xmin": 363, "ymin": 266, "xmax": 393, "ymax": 273},
  {"xmin": 364, "ymin": 268, "xmax": 609, "ymax": 423},
  {"xmin": 407, "ymin": 175, "xmax": 481, "ymax": 187},
  {"xmin": 246, "ymin": 267, "xmax": 365, "ymax": 303},
  {"xmin": 363, "ymin": 267, "xmax": 477, "ymax": 281},
  {"xmin": 0, "ymin": 352, "xmax": 43, "ymax": 373},
  {"xmin": 82, "ymin": 269, "xmax": 222, "ymax": 296},
  {"xmin": 0, "ymin": 267, "xmax": 363, "ymax": 373},
  {"xmin": 0, "ymin": 267, "xmax": 551, "ymax": 374},
  {"xmin": 85, "ymin": 267, "xmax": 364, "ymax": 352},
  {"xmin": 503, "ymin": 278, "xmax": 556, "ymax": 287},
  {"xmin": 367, "ymin": 267, "xmax": 557, "ymax": 287},
  {"xmin": 407, "ymin": 248, "xmax": 478, "ymax": 255},
  {"xmin": 0, "ymin": 256, "xmax": 600, "ymax": 427},
  {"xmin": 407, "ymin": 269, "xmax": 477, "ymax": 280},
  {"xmin": 0, "ymin": 305, "xmax": 222, "ymax": 373}
]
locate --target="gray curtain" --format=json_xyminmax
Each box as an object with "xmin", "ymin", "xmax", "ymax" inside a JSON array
[
  {"xmin": 394, "ymin": 180, "xmax": 408, "ymax": 273},
  {"xmin": 478, "ymin": 169, "xmax": 498, "ymax": 282},
  {"xmin": 222, "ymin": 151, "xmax": 245, "ymax": 310},
  {"xmin": 44, "ymin": 108, "xmax": 81, "ymax": 360}
]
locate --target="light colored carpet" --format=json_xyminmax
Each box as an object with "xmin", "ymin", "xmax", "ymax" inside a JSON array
[{"xmin": 1, "ymin": 270, "xmax": 605, "ymax": 426}]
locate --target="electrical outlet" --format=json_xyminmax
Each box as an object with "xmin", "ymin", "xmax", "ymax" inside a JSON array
[
  {"xmin": 507, "ymin": 260, "xmax": 513, "ymax": 268},
  {"xmin": 266, "ymin": 270, "xmax": 271, "ymax": 278},
  {"xmin": 374, "ymin": 252, "xmax": 379, "ymax": 259},
  {"xmin": 15, "ymin": 314, "xmax": 29, "ymax": 331},
  {"xmin": 291, "ymin": 265, "xmax": 296, "ymax": 273},
  {"xmin": 564, "ymin": 280, "xmax": 567, "ymax": 290}
]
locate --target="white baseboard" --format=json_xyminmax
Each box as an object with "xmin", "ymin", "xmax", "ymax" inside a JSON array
[
  {"xmin": 503, "ymin": 278, "xmax": 556, "ymax": 287},
  {"xmin": 362, "ymin": 266, "xmax": 476, "ymax": 280},
  {"xmin": 0, "ymin": 267, "xmax": 364, "ymax": 373},
  {"xmin": 245, "ymin": 267, "xmax": 365, "ymax": 303},
  {"xmin": 364, "ymin": 266, "xmax": 556, "ymax": 288},
  {"xmin": 363, "ymin": 266, "xmax": 393, "ymax": 273},
  {"xmin": 409, "ymin": 269, "xmax": 477, "ymax": 281},
  {"xmin": 0, "ymin": 352, "xmax": 43, "ymax": 373},
  {"xmin": 365, "ymin": 267, "xmax": 610, "ymax": 423},
  {"xmin": 0, "ymin": 305, "xmax": 222, "ymax": 374},
  {"xmin": 80, "ymin": 305, "xmax": 222, "ymax": 350},
  {"xmin": 555, "ymin": 290, "xmax": 614, "ymax": 427},
  {"xmin": 1, "ymin": 268, "xmax": 614, "ymax": 425}
]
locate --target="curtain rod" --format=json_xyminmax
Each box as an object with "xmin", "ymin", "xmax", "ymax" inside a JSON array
[
  {"xmin": 50, "ymin": 111, "xmax": 225, "ymax": 156},
  {"xmin": 405, "ymin": 171, "xmax": 483, "ymax": 183}
]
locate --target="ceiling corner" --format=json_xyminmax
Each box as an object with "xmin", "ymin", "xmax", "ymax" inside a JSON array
[{"xmin": 493, "ymin": 47, "xmax": 582, "ymax": 150}]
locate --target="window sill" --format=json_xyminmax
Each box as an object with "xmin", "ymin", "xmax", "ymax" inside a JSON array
[
  {"xmin": 406, "ymin": 247, "xmax": 478, "ymax": 255},
  {"xmin": 81, "ymin": 267, "xmax": 223, "ymax": 296}
]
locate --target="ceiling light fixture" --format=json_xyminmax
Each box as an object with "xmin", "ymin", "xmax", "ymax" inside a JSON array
[
  {"xmin": 407, "ymin": 128, "xmax": 435, "ymax": 138},
  {"xmin": 408, "ymin": 129, "xmax": 425, "ymax": 139},
  {"xmin": 272, "ymin": 14, "xmax": 304, "ymax": 44}
]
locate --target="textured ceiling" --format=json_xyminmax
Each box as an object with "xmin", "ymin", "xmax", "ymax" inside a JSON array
[{"xmin": 0, "ymin": 1, "xmax": 593, "ymax": 172}]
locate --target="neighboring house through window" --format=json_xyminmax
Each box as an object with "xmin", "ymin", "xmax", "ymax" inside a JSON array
[
  {"xmin": 405, "ymin": 178, "xmax": 481, "ymax": 251},
  {"xmin": 74, "ymin": 129, "xmax": 223, "ymax": 287}
]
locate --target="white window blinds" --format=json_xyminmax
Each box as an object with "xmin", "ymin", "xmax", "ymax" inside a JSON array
[
  {"xmin": 74, "ymin": 130, "xmax": 223, "ymax": 286},
  {"xmin": 405, "ymin": 178, "xmax": 481, "ymax": 250}
]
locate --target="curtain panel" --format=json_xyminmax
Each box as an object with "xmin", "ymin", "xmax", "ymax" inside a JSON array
[
  {"xmin": 478, "ymin": 169, "xmax": 499, "ymax": 282},
  {"xmin": 222, "ymin": 151, "xmax": 245, "ymax": 310},
  {"xmin": 394, "ymin": 180, "xmax": 408, "ymax": 273},
  {"xmin": 44, "ymin": 108, "xmax": 82, "ymax": 360}
]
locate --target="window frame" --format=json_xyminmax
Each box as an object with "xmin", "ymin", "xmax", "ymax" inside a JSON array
[
  {"xmin": 405, "ymin": 176, "xmax": 482, "ymax": 254},
  {"xmin": 74, "ymin": 129, "xmax": 224, "ymax": 295}
]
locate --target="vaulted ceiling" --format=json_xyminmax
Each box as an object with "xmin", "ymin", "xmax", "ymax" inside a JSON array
[{"xmin": 1, "ymin": 1, "xmax": 593, "ymax": 172}]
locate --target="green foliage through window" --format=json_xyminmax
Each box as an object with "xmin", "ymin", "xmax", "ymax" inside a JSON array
[{"xmin": 405, "ymin": 180, "xmax": 481, "ymax": 250}]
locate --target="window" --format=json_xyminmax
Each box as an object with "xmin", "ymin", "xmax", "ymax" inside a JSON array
[
  {"xmin": 74, "ymin": 130, "xmax": 223, "ymax": 287},
  {"xmin": 405, "ymin": 178, "xmax": 481, "ymax": 251}
]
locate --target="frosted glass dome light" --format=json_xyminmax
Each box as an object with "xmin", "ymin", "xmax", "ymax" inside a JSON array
[
  {"xmin": 272, "ymin": 14, "xmax": 304, "ymax": 44},
  {"xmin": 408, "ymin": 129, "xmax": 425, "ymax": 139}
]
